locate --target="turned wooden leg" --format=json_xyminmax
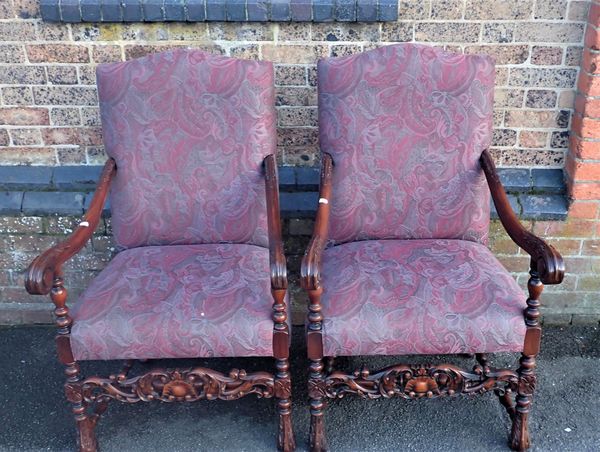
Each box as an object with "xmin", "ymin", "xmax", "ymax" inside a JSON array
[
  {"xmin": 275, "ymin": 358, "xmax": 296, "ymax": 452},
  {"xmin": 495, "ymin": 388, "xmax": 516, "ymax": 421},
  {"xmin": 510, "ymin": 268, "xmax": 542, "ymax": 451},
  {"xmin": 52, "ymin": 275, "xmax": 99, "ymax": 452},
  {"xmin": 309, "ymin": 358, "xmax": 327, "ymax": 452}
]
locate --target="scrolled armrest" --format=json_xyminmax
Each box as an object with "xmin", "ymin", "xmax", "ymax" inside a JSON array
[
  {"xmin": 25, "ymin": 158, "xmax": 117, "ymax": 295},
  {"xmin": 301, "ymin": 153, "xmax": 334, "ymax": 291},
  {"xmin": 480, "ymin": 150, "xmax": 564, "ymax": 285},
  {"xmin": 264, "ymin": 154, "xmax": 287, "ymax": 290}
]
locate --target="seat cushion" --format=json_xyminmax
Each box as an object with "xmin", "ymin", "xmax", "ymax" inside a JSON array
[
  {"xmin": 70, "ymin": 244, "xmax": 276, "ymax": 361},
  {"xmin": 318, "ymin": 44, "xmax": 494, "ymax": 245},
  {"xmin": 320, "ymin": 239, "xmax": 526, "ymax": 357}
]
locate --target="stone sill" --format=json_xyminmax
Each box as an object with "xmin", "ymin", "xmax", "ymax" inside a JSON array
[
  {"xmin": 0, "ymin": 165, "xmax": 568, "ymax": 220},
  {"xmin": 40, "ymin": 0, "xmax": 398, "ymax": 23}
]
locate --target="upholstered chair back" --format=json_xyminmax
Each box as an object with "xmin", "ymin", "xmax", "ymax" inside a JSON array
[
  {"xmin": 97, "ymin": 49, "xmax": 275, "ymax": 250},
  {"xmin": 318, "ymin": 44, "xmax": 495, "ymax": 245}
]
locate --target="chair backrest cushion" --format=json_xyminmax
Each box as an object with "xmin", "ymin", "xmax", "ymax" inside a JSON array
[
  {"xmin": 318, "ymin": 44, "xmax": 494, "ymax": 245},
  {"xmin": 97, "ymin": 49, "xmax": 275, "ymax": 250}
]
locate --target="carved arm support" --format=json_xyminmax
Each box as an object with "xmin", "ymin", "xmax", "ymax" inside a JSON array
[
  {"xmin": 480, "ymin": 149, "xmax": 564, "ymax": 285},
  {"xmin": 264, "ymin": 154, "xmax": 287, "ymax": 291},
  {"xmin": 25, "ymin": 158, "xmax": 117, "ymax": 296},
  {"xmin": 300, "ymin": 153, "xmax": 334, "ymax": 292}
]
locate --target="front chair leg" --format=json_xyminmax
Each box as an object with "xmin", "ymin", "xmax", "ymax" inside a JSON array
[
  {"xmin": 275, "ymin": 358, "xmax": 296, "ymax": 452},
  {"xmin": 510, "ymin": 268, "xmax": 543, "ymax": 451},
  {"xmin": 308, "ymin": 358, "xmax": 327, "ymax": 452}
]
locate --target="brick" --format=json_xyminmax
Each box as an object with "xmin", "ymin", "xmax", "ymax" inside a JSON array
[
  {"xmin": 497, "ymin": 168, "xmax": 530, "ymax": 191},
  {"xmin": 509, "ymin": 68, "xmax": 577, "ymax": 88},
  {"xmin": 568, "ymin": 201, "xmax": 599, "ymax": 219},
  {"xmin": 519, "ymin": 131, "xmax": 548, "ymax": 148},
  {"xmin": 9, "ymin": 128, "xmax": 42, "ymax": 146},
  {"xmin": 247, "ymin": 0, "xmax": 269, "ymax": 21},
  {"xmin": 278, "ymin": 166, "xmax": 295, "ymax": 186},
  {"xmin": 78, "ymin": 66, "xmax": 96, "ymax": 85},
  {"xmin": 91, "ymin": 45, "xmax": 122, "ymax": 63},
  {"xmin": 429, "ymin": 0, "xmax": 463, "ymax": 19},
  {"xmin": 533, "ymin": 219, "xmax": 597, "ymax": 238},
  {"xmin": 558, "ymin": 90, "xmax": 575, "ymax": 109},
  {"xmin": 0, "ymin": 45, "xmax": 25, "ymax": 63},
  {"xmin": 550, "ymin": 131, "xmax": 569, "ymax": 149},
  {"xmin": 497, "ymin": 255, "xmax": 530, "ymax": 273},
  {"xmin": 378, "ymin": 0, "xmax": 397, "ymax": 20},
  {"xmin": 465, "ymin": 45, "xmax": 528, "ymax": 65},
  {"xmin": 33, "ymin": 86, "xmax": 98, "ymax": 106},
  {"xmin": 465, "ymin": 0, "xmax": 532, "ymax": 19},
  {"xmin": 0, "ymin": 22, "xmax": 35, "ymax": 41},
  {"xmin": 569, "ymin": 1, "xmax": 590, "ymax": 21},
  {"xmin": 525, "ymin": 90, "xmax": 558, "ymax": 109},
  {"xmin": 567, "ymin": 157, "xmax": 600, "ymax": 182},
  {"xmin": 277, "ymin": 127, "xmax": 318, "ymax": 147},
  {"xmin": 0, "ymin": 108, "xmax": 49, "ymax": 126},
  {"xmin": 532, "ymin": 168, "xmax": 565, "ymax": 194},
  {"xmin": 81, "ymin": 108, "xmax": 100, "ymax": 127},
  {"xmin": 578, "ymin": 71, "xmax": 600, "ymax": 97},
  {"xmin": 0, "ymin": 148, "xmax": 56, "ymax": 165},
  {"xmin": 123, "ymin": 0, "xmax": 144, "ymax": 21},
  {"xmin": 521, "ymin": 195, "xmax": 568, "ymax": 220},
  {"xmin": 276, "ymin": 87, "xmax": 317, "ymax": 106},
  {"xmin": 230, "ymin": 45, "xmax": 260, "ymax": 60},
  {"xmin": 2, "ymin": 87, "xmax": 33, "ymax": 106},
  {"xmin": 0, "ymin": 130, "xmax": 9, "ymax": 147},
  {"xmin": 26, "ymin": 44, "xmax": 89, "ymax": 63},
  {"xmin": 572, "ymin": 114, "xmax": 600, "ymax": 139},
  {"xmin": 57, "ymin": 147, "xmax": 87, "ymax": 165},
  {"xmin": 0, "ymin": 216, "xmax": 43, "ymax": 233},
  {"xmin": 548, "ymin": 238, "xmax": 583, "ymax": 256},
  {"xmin": 571, "ymin": 314, "xmax": 600, "ymax": 325},
  {"xmin": 578, "ymin": 275, "xmax": 600, "ymax": 291},
  {"xmin": 501, "ymin": 149, "xmax": 564, "ymax": 167},
  {"xmin": 575, "ymin": 94, "xmax": 600, "ymax": 118},
  {"xmin": 380, "ymin": 22, "xmax": 413, "ymax": 42},
  {"xmin": 41, "ymin": 128, "xmax": 78, "ymax": 146},
  {"xmin": 531, "ymin": 46, "xmax": 563, "ymax": 65},
  {"xmin": 569, "ymin": 135, "xmax": 600, "ymax": 159},
  {"xmin": 514, "ymin": 23, "xmax": 584, "ymax": 43},
  {"xmin": 209, "ymin": 23, "xmax": 273, "ymax": 41},
  {"xmin": 493, "ymin": 89, "xmax": 524, "ymax": 108},
  {"xmin": 51, "ymin": 108, "xmax": 80, "ymax": 126},
  {"xmin": 414, "ymin": 22, "xmax": 480, "ymax": 43},
  {"xmin": 504, "ymin": 110, "xmax": 566, "ymax": 128},
  {"xmin": 565, "ymin": 46, "xmax": 583, "ymax": 66},
  {"xmin": 278, "ymin": 107, "xmax": 318, "ymax": 127},
  {"xmin": 0, "ymin": 66, "xmax": 46, "ymax": 85},
  {"xmin": 492, "ymin": 129, "xmax": 517, "ymax": 147},
  {"xmin": 581, "ymin": 49, "xmax": 600, "ymax": 75},
  {"xmin": 534, "ymin": 0, "xmax": 567, "ymax": 19},
  {"xmin": 46, "ymin": 66, "xmax": 78, "ymax": 85},
  {"xmin": 101, "ymin": 0, "xmax": 123, "ymax": 21},
  {"xmin": 482, "ymin": 23, "xmax": 514, "ymax": 43},
  {"xmin": 164, "ymin": 0, "xmax": 185, "ymax": 20},
  {"xmin": 356, "ymin": 0, "xmax": 377, "ymax": 22},
  {"xmin": 330, "ymin": 45, "xmax": 363, "ymax": 57},
  {"xmin": 263, "ymin": 45, "xmax": 327, "ymax": 64},
  {"xmin": 585, "ymin": 24, "xmax": 600, "ymax": 50}
]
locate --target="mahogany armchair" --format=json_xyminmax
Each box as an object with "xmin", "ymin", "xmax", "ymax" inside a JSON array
[
  {"xmin": 24, "ymin": 50, "xmax": 295, "ymax": 452},
  {"xmin": 302, "ymin": 44, "xmax": 564, "ymax": 451}
]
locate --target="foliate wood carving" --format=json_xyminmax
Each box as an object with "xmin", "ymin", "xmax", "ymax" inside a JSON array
[
  {"xmin": 79, "ymin": 368, "xmax": 275, "ymax": 404},
  {"xmin": 313, "ymin": 364, "xmax": 518, "ymax": 400}
]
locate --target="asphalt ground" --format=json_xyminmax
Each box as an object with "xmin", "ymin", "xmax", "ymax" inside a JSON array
[{"xmin": 0, "ymin": 325, "xmax": 599, "ymax": 452}]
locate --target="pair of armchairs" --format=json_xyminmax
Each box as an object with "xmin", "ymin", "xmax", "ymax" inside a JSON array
[{"xmin": 25, "ymin": 44, "xmax": 564, "ymax": 452}]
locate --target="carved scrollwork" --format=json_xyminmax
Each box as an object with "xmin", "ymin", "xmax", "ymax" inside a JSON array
[
  {"xmin": 274, "ymin": 378, "xmax": 292, "ymax": 399},
  {"xmin": 80, "ymin": 367, "xmax": 275, "ymax": 404},
  {"xmin": 518, "ymin": 374, "xmax": 537, "ymax": 396},
  {"xmin": 319, "ymin": 364, "xmax": 518, "ymax": 400}
]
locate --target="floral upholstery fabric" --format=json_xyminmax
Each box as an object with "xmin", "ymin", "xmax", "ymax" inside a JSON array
[
  {"xmin": 70, "ymin": 244, "xmax": 277, "ymax": 361},
  {"xmin": 318, "ymin": 44, "xmax": 495, "ymax": 245},
  {"xmin": 320, "ymin": 239, "xmax": 526, "ymax": 356},
  {"xmin": 97, "ymin": 49, "xmax": 275, "ymax": 250}
]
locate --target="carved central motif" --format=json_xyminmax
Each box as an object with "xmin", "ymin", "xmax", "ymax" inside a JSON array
[
  {"xmin": 310, "ymin": 364, "xmax": 518, "ymax": 400},
  {"xmin": 79, "ymin": 367, "xmax": 276, "ymax": 404}
]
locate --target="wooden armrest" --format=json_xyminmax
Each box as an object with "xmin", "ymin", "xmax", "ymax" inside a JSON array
[
  {"xmin": 264, "ymin": 154, "xmax": 287, "ymax": 290},
  {"xmin": 301, "ymin": 153, "xmax": 334, "ymax": 291},
  {"xmin": 25, "ymin": 158, "xmax": 117, "ymax": 295},
  {"xmin": 480, "ymin": 150, "xmax": 564, "ymax": 285}
]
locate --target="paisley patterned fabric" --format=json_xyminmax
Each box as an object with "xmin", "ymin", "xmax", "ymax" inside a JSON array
[
  {"xmin": 97, "ymin": 49, "xmax": 275, "ymax": 250},
  {"xmin": 70, "ymin": 244, "xmax": 278, "ymax": 360},
  {"xmin": 318, "ymin": 44, "xmax": 495, "ymax": 244},
  {"xmin": 320, "ymin": 239, "xmax": 526, "ymax": 356}
]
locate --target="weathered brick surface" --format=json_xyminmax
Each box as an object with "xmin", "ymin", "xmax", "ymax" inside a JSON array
[{"xmin": 0, "ymin": 1, "xmax": 598, "ymax": 324}]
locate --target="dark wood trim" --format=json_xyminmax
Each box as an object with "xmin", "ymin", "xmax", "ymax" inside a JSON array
[
  {"xmin": 480, "ymin": 149, "xmax": 564, "ymax": 285},
  {"xmin": 24, "ymin": 158, "xmax": 116, "ymax": 296},
  {"xmin": 264, "ymin": 154, "xmax": 287, "ymax": 291},
  {"xmin": 300, "ymin": 153, "xmax": 333, "ymax": 291}
]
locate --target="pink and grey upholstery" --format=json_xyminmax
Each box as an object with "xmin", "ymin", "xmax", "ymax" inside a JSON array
[
  {"xmin": 71, "ymin": 244, "xmax": 278, "ymax": 361},
  {"xmin": 318, "ymin": 44, "xmax": 495, "ymax": 245},
  {"xmin": 72, "ymin": 49, "xmax": 278, "ymax": 361},
  {"xmin": 320, "ymin": 239, "xmax": 526, "ymax": 357},
  {"xmin": 316, "ymin": 44, "xmax": 522, "ymax": 356},
  {"xmin": 97, "ymin": 49, "xmax": 275, "ymax": 250}
]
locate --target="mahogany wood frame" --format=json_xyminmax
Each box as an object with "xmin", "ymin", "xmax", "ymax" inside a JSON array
[
  {"xmin": 25, "ymin": 154, "xmax": 296, "ymax": 452},
  {"xmin": 301, "ymin": 150, "xmax": 565, "ymax": 452}
]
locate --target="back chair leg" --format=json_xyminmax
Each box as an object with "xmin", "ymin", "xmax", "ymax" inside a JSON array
[
  {"xmin": 309, "ymin": 358, "xmax": 327, "ymax": 452},
  {"xmin": 275, "ymin": 358, "xmax": 296, "ymax": 452}
]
